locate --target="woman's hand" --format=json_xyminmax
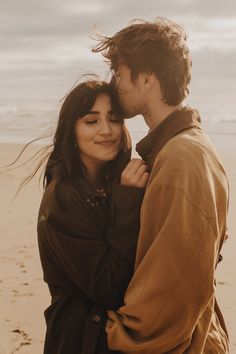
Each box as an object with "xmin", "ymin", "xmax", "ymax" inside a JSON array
[{"xmin": 121, "ymin": 158, "xmax": 149, "ymax": 188}]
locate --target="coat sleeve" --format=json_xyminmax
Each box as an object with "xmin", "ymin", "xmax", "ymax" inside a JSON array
[
  {"xmin": 38, "ymin": 183, "xmax": 144, "ymax": 310},
  {"xmin": 106, "ymin": 175, "xmax": 220, "ymax": 352}
]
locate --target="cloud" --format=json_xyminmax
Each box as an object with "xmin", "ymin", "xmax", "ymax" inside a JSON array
[{"xmin": 1, "ymin": 0, "xmax": 236, "ymax": 99}]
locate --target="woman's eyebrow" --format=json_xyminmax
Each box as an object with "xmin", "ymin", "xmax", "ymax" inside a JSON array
[
  {"xmin": 86, "ymin": 110, "xmax": 114, "ymax": 115},
  {"xmin": 87, "ymin": 111, "xmax": 99, "ymax": 115}
]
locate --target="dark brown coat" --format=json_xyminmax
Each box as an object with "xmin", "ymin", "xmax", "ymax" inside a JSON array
[{"xmin": 38, "ymin": 178, "xmax": 144, "ymax": 354}]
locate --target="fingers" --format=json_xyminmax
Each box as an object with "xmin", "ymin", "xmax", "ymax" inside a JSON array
[
  {"xmin": 127, "ymin": 163, "xmax": 148, "ymax": 186},
  {"xmin": 134, "ymin": 163, "xmax": 149, "ymax": 180},
  {"xmin": 121, "ymin": 158, "xmax": 149, "ymax": 188},
  {"xmin": 123, "ymin": 158, "xmax": 146, "ymax": 175},
  {"xmin": 128, "ymin": 170, "xmax": 149, "ymax": 188},
  {"xmin": 121, "ymin": 159, "xmax": 147, "ymax": 182},
  {"xmin": 138, "ymin": 171, "xmax": 149, "ymax": 188}
]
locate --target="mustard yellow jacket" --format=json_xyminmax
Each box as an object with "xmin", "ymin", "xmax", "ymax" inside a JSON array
[{"xmin": 106, "ymin": 108, "xmax": 229, "ymax": 353}]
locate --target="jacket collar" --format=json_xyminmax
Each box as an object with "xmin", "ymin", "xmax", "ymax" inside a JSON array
[{"xmin": 136, "ymin": 106, "xmax": 202, "ymax": 168}]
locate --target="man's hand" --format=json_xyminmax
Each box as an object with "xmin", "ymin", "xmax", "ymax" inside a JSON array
[{"xmin": 121, "ymin": 158, "xmax": 149, "ymax": 188}]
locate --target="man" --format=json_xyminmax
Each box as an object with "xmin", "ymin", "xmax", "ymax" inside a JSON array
[{"xmin": 93, "ymin": 18, "xmax": 229, "ymax": 353}]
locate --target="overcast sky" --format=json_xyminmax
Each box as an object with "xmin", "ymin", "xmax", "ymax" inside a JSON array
[{"xmin": 1, "ymin": 0, "xmax": 236, "ymax": 101}]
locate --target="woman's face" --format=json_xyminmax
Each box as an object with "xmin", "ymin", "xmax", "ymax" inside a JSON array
[{"xmin": 75, "ymin": 93, "xmax": 123, "ymax": 174}]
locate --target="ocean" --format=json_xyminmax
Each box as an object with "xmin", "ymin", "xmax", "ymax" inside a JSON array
[{"xmin": 0, "ymin": 97, "xmax": 236, "ymax": 147}]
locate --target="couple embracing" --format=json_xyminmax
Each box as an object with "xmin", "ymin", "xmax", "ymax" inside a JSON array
[{"xmin": 37, "ymin": 18, "xmax": 229, "ymax": 353}]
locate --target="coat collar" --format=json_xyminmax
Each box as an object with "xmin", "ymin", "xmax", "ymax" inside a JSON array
[{"xmin": 136, "ymin": 106, "xmax": 202, "ymax": 168}]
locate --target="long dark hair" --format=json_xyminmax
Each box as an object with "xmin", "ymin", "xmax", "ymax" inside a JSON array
[
  {"xmin": 4, "ymin": 80, "xmax": 131, "ymax": 198},
  {"xmin": 44, "ymin": 80, "xmax": 131, "ymax": 190}
]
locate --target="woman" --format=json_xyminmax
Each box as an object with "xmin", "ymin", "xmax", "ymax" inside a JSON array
[{"xmin": 37, "ymin": 80, "xmax": 149, "ymax": 354}]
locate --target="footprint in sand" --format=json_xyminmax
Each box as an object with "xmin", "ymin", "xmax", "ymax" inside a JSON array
[
  {"xmin": 218, "ymin": 281, "xmax": 226, "ymax": 285},
  {"xmin": 11, "ymin": 329, "xmax": 32, "ymax": 352}
]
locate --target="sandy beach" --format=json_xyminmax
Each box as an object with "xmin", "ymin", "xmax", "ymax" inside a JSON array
[{"xmin": 0, "ymin": 138, "xmax": 235, "ymax": 353}]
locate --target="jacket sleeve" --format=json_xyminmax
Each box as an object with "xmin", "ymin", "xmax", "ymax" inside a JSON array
[
  {"xmin": 38, "ymin": 183, "xmax": 144, "ymax": 310},
  {"xmin": 106, "ymin": 174, "xmax": 220, "ymax": 352}
]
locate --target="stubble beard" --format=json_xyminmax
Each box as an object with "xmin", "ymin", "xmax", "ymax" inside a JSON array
[{"xmin": 118, "ymin": 95, "xmax": 141, "ymax": 119}]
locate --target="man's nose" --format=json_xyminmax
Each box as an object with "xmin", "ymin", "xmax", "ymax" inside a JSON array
[
  {"xmin": 110, "ymin": 75, "xmax": 117, "ymax": 90},
  {"xmin": 110, "ymin": 75, "xmax": 119, "ymax": 90}
]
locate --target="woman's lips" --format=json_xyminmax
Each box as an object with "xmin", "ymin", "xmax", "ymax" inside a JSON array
[{"xmin": 95, "ymin": 140, "xmax": 116, "ymax": 146}]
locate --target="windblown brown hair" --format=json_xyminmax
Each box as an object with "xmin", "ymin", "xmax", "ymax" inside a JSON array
[
  {"xmin": 92, "ymin": 18, "xmax": 192, "ymax": 105},
  {"xmin": 4, "ymin": 80, "xmax": 131, "ymax": 197}
]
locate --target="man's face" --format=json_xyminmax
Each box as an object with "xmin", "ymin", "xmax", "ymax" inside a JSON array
[{"xmin": 113, "ymin": 65, "xmax": 145, "ymax": 119}]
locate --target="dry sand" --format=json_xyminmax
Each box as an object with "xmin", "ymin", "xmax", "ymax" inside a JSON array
[{"xmin": 0, "ymin": 139, "xmax": 235, "ymax": 353}]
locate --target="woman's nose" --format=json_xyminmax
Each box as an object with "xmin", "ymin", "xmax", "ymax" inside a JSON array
[{"xmin": 99, "ymin": 121, "xmax": 112, "ymax": 135}]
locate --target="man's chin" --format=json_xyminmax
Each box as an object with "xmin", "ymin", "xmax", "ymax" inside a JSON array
[
  {"xmin": 118, "ymin": 102, "xmax": 140, "ymax": 119},
  {"xmin": 121, "ymin": 109, "xmax": 138, "ymax": 119},
  {"xmin": 124, "ymin": 115, "xmax": 136, "ymax": 120}
]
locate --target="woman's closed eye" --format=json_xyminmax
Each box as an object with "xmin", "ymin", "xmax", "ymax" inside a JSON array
[
  {"xmin": 83, "ymin": 112, "xmax": 120, "ymax": 125},
  {"xmin": 109, "ymin": 113, "xmax": 120, "ymax": 123},
  {"xmin": 85, "ymin": 120, "xmax": 97, "ymax": 125},
  {"xmin": 85, "ymin": 118, "xmax": 119, "ymax": 125},
  {"xmin": 110, "ymin": 118, "xmax": 120, "ymax": 123}
]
